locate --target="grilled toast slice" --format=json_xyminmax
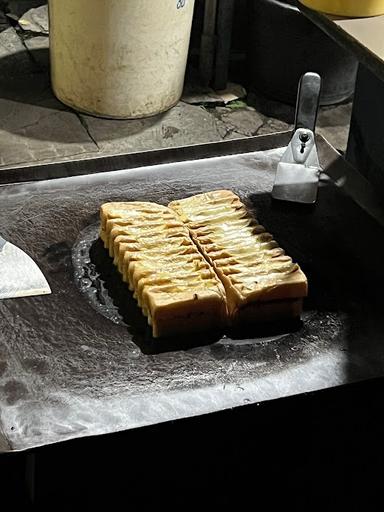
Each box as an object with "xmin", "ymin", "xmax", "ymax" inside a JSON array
[
  {"xmin": 100, "ymin": 202, "xmax": 227, "ymax": 337},
  {"xmin": 169, "ymin": 190, "xmax": 308, "ymax": 325}
]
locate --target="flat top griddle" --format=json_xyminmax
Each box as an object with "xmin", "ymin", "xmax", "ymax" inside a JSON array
[{"xmin": 1, "ymin": 132, "xmax": 384, "ymax": 453}]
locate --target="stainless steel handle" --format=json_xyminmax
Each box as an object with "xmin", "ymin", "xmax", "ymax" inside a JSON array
[{"xmin": 294, "ymin": 72, "xmax": 322, "ymax": 133}]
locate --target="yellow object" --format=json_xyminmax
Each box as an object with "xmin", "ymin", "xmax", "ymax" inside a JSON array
[{"xmin": 299, "ymin": 0, "xmax": 384, "ymax": 17}]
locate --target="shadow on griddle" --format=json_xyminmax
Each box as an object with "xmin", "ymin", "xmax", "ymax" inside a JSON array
[
  {"xmin": 227, "ymin": 318, "xmax": 303, "ymax": 341},
  {"xmin": 89, "ymin": 239, "xmax": 223, "ymax": 354},
  {"xmin": 248, "ymin": 194, "xmax": 317, "ymax": 216},
  {"xmin": 270, "ymin": 198, "xmax": 317, "ymax": 215}
]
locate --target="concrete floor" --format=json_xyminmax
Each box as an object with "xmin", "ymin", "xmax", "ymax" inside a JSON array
[{"xmin": 0, "ymin": 2, "xmax": 352, "ymax": 171}]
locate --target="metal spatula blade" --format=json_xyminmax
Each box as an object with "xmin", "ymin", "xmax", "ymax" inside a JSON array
[
  {"xmin": 272, "ymin": 72, "xmax": 322, "ymax": 204},
  {"xmin": 0, "ymin": 236, "xmax": 51, "ymax": 299},
  {"xmin": 273, "ymin": 128, "xmax": 320, "ymax": 204}
]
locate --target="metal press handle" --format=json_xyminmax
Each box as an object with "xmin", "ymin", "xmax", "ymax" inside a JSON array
[{"xmin": 294, "ymin": 72, "xmax": 322, "ymax": 133}]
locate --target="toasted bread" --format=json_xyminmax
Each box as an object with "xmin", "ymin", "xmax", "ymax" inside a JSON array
[
  {"xmin": 100, "ymin": 202, "xmax": 227, "ymax": 337},
  {"xmin": 169, "ymin": 190, "xmax": 308, "ymax": 324}
]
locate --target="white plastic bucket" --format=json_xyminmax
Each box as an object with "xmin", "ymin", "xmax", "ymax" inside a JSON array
[{"xmin": 48, "ymin": 0, "xmax": 195, "ymax": 119}]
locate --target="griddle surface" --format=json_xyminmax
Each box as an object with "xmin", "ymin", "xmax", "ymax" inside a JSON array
[{"xmin": 1, "ymin": 135, "xmax": 384, "ymax": 451}]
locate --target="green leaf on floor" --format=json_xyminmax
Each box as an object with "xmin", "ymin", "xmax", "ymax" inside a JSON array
[{"xmin": 226, "ymin": 100, "xmax": 248, "ymax": 110}]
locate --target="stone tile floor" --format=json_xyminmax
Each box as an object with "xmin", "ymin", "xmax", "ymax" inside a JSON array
[{"xmin": 0, "ymin": 1, "xmax": 352, "ymax": 172}]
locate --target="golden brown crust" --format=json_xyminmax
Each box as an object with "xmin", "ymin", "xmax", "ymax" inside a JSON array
[
  {"xmin": 100, "ymin": 201, "xmax": 227, "ymax": 338},
  {"xmin": 169, "ymin": 190, "xmax": 308, "ymax": 324},
  {"xmin": 100, "ymin": 191, "xmax": 308, "ymax": 334}
]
